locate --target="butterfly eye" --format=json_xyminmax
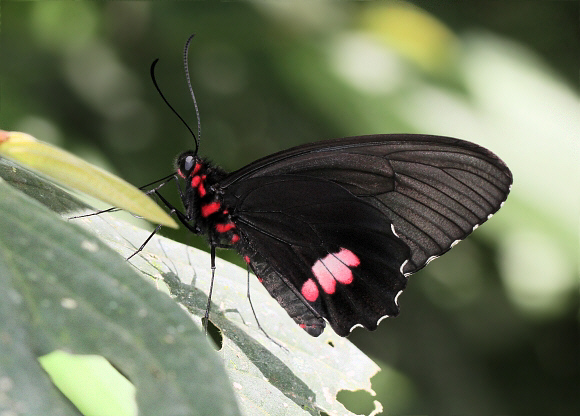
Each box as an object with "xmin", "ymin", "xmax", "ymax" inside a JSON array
[{"xmin": 184, "ymin": 155, "xmax": 195, "ymax": 172}]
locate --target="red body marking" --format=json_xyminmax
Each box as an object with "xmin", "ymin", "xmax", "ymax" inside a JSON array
[
  {"xmin": 177, "ymin": 169, "xmax": 186, "ymax": 179},
  {"xmin": 244, "ymin": 255, "xmax": 251, "ymax": 264},
  {"xmin": 191, "ymin": 175, "xmax": 201, "ymax": 187},
  {"xmin": 201, "ymin": 201, "xmax": 221, "ymax": 217},
  {"xmin": 215, "ymin": 223, "xmax": 236, "ymax": 233},
  {"xmin": 230, "ymin": 234, "xmax": 240, "ymax": 243},
  {"xmin": 198, "ymin": 181, "xmax": 206, "ymax": 197},
  {"xmin": 192, "ymin": 163, "xmax": 201, "ymax": 175}
]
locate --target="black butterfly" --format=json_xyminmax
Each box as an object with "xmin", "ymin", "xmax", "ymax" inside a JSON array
[
  {"xmin": 149, "ymin": 37, "xmax": 512, "ymax": 338},
  {"xmin": 161, "ymin": 134, "xmax": 512, "ymax": 337}
]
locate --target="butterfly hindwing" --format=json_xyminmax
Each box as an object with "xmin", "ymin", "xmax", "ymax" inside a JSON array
[{"xmin": 224, "ymin": 175, "xmax": 410, "ymax": 336}]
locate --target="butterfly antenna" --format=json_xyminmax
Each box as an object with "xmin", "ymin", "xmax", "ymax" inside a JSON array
[
  {"xmin": 183, "ymin": 33, "xmax": 201, "ymax": 155},
  {"xmin": 150, "ymin": 58, "xmax": 198, "ymax": 154}
]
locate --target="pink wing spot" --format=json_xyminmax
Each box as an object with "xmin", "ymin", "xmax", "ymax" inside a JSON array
[
  {"xmin": 192, "ymin": 163, "xmax": 202, "ymax": 175},
  {"xmin": 223, "ymin": 209, "xmax": 229, "ymax": 215},
  {"xmin": 243, "ymin": 255, "xmax": 250, "ymax": 264},
  {"xmin": 191, "ymin": 175, "xmax": 201, "ymax": 187},
  {"xmin": 311, "ymin": 248, "xmax": 360, "ymax": 294},
  {"xmin": 301, "ymin": 278, "xmax": 319, "ymax": 302},
  {"xmin": 257, "ymin": 277, "xmax": 263, "ymax": 283},
  {"xmin": 336, "ymin": 247, "xmax": 360, "ymax": 267},
  {"xmin": 201, "ymin": 201, "xmax": 221, "ymax": 217},
  {"xmin": 215, "ymin": 222, "xmax": 236, "ymax": 233},
  {"xmin": 230, "ymin": 234, "xmax": 240, "ymax": 243},
  {"xmin": 311, "ymin": 261, "xmax": 337, "ymax": 294}
]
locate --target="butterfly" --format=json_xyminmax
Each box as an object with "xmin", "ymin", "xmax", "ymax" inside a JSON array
[
  {"xmin": 149, "ymin": 37, "xmax": 512, "ymax": 338},
  {"xmin": 153, "ymin": 133, "xmax": 512, "ymax": 337}
]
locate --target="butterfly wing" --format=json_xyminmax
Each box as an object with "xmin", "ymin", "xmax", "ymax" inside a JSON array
[
  {"xmin": 222, "ymin": 134, "xmax": 513, "ymax": 275},
  {"xmin": 222, "ymin": 175, "xmax": 410, "ymax": 336}
]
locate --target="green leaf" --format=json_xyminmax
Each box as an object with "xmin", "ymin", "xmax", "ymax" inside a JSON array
[
  {"xmin": 0, "ymin": 130, "xmax": 178, "ymax": 228},
  {"xmin": 38, "ymin": 351, "xmax": 137, "ymax": 416},
  {"xmin": 0, "ymin": 159, "xmax": 240, "ymax": 416},
  {"xmin": 0, "ymin": 157, "xmax": 381, "ymax": 415}
]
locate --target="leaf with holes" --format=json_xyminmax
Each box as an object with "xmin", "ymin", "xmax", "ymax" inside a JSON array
[{"xmin": 0, "ymin": 158, "xmax": 381, "ymax": 415}]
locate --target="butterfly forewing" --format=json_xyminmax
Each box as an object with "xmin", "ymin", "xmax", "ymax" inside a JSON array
[{"xmin": 223, "ymin": 134, "xmax": 512, "ymax": 276}]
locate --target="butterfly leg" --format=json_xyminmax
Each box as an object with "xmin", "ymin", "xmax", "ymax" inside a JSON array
[
  {"xmin": 68, "ymin": 173, "xmax": 178, "ymax": 221},
  {"xmin": 245, "ymin": 265, "xmax": 287, "ymax": 350},
  {"xmin": 126, "ymin": 224, "xmax": 162, "ymax": 261},
  {"xmin": 139, "ymin": 172, "xmax": 180, "ymax": 193},
  {"xmin": 68, "ymin": 206, "xmax": 122, "ymax": 220},
  {"xmin": 153, "ymin": 190, "xmax": 200, "ymax": 234},
  {"xmin": 213, "ymin": 243, "xmax": 234, "ymax": 249},
  {"xmin": 203, "ymin": 244, "xmax": 217, "ymax": 334},
  {"xmin": 125, "ymin": 188, "xmax": 196, "ymax": 261}
]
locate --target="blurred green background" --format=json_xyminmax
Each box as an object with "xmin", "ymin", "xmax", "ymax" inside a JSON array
[{"xmin": 2, "ymin": 1, "xmax": 578, "ymax": 415}]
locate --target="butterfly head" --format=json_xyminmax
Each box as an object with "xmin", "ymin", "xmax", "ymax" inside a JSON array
[{"xmin": 176, "ymin": 150, "xmax": 202, "ymax": 179}]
